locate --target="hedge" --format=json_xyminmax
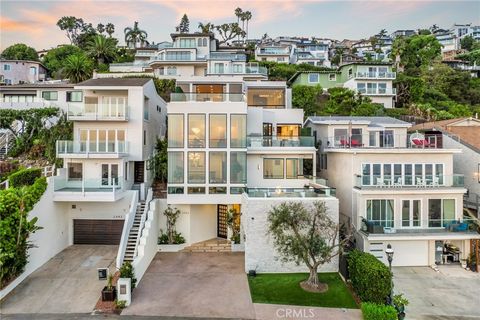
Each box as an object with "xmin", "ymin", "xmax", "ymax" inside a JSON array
[
  {"xmin": 347, "ymin": 250, "xmax": 392, "ymax": 304},
  {"xmin": 8, "ymin": 168, "xmax": 42, "ymax": 188},
  {"xmin": 361, "ymin": 302, "xmax": 397, "ymax": 320}
]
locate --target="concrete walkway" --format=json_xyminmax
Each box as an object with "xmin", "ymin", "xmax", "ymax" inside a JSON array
[
  {"xmin": 1, "ymin": 245, "xmax": 118, "ymax": 314},
  {"xmin": 254, "ymin": 303, "xmax": 361, "ymax": 320},
  {"xmin": 122, "ymin": 252, "xmax": 256, "ymax": 319},
  {"xmin": 393, "ymin": 266, "xmax": 480, "ymax": 320}
]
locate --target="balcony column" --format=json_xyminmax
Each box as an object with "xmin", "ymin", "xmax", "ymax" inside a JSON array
[{"xmin": 313, "ymin": 154, "xmax": 317, "ymax": 177}]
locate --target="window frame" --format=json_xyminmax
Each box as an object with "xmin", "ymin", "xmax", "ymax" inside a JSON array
[
  {"xmin": 168, "ymin": 114, "xmax": 184, "ymax": 148},
  {"xmin": 263, "ymin": 158, "xmax": 285, "ymax": 179},
  {"xmin": 308, "ymin": 73, "xmax": 319, "ymax": 83}
]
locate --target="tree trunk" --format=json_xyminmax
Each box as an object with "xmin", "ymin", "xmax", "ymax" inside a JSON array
[
  {"xmin": 300, "ymin": 265, "xmax": 328, "ymax": 293},
  {"xmin": 307, "ymin": 266, "xmax": 319, "ymax": 287}
]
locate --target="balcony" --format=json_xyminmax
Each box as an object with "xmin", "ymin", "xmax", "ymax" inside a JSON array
[
  {"xmin": 246, "ymin": 186, "xmax": 336, "ymax": 198},
  {"xmin": 53, "ymin": 176, "xmax": 125, "ymax": 202},
  {"xmin": 207, "ymin": 52, "xmax": 246, "ymax": 61},
  {"xmin": 247, "ymin": 136, "xmax": 315, "ymax": 148},
  {"xmin": 56, "ymin": 140, "xmax": 128, "ymax": 158},
  {"xmin": 207, "ymin": 64, "xmax": 268, "ymax": 76},
  {"xmin": 355, "ymin": 174, "xmax": 465, "ymax": 189},
  {"xmin": 322, "ymin": 133, "xmax": 443, "ymax": 149},
  {"xmin": 357, "ymin": 88, "xmax": 397, "ymax": 95},
  {"xmin": 0, "ymin": 97, "xmax": 52, "ymax": 109},
  {"xmin": 67, "ymin": 103, "xmax": 129, "ymax": 121},
  {"xmin": 170, "ymin": 93, "xmax": 244, "ymax": 102},
  {"xmin": 354, "ymin": 72, "xmax": 396, "ymax": 79}
]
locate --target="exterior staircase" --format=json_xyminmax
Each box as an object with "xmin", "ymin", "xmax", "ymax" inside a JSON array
[
  {"xmin": 123, "ymin": 201, "xmax": 146, "ymax": 263},
  {"xmin": 180, "ymin": 238, "xmax": 232, "ymax": 253}
]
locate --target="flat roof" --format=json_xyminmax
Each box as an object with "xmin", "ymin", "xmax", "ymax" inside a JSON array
[
  {"xmin": 76, "ymin": 78, "xmax": 151, "ymax": 87},
  {"xmin": 305, "ymin": 116, "xmax": 411, "ymax": 127},
  {"xmin": 0, "ymin": 82, "xmax": 74, "ymax": 90}
]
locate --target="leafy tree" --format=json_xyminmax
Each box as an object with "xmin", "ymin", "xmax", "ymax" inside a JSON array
[
  {"xmin": 176, "ymin": 14, "xmax": 190, "ymax": 33},
  {"xmin": 322, "ymin": 87, "xmax": 369, "ymax": 115},
  {"xmin": 292, "ymin": 84, "xmax": 324, "ymax": 117},
  {"xmin": 42, "ymin": 45, "xmax": 82, "ymax": 78},
  {"xmin": 198, "ymin": 22, "xmax": 215, "ymax": 34},
  {"xmin": 56, "ymin": 16, "xmax": 84, "ymax": 44},
  {"xmin": 456, "ymin": 49, "xmax": 480, "ymax": 65},
  {"xmin": 1, "ymin": 44, "xmax": 39, "ymax": 61},
  {"xmin": 147, "ymin": 138, "xmax": 167, "ymax": 182},
  {"xmin": 351, "ymin": 103, "xmax": 385, "ymax": 116},
  {"xmin": 163, "ymin": 206, "xmax": 181, "ymax": 244},
  {"xmin": 114, "ymin": 47, "xmax": 135, "ymax": 63},
  {"xmin": 391, "ymin": 34, "xmax": 441, "ymax": 75},
  {"xmin": 460, "ymin": 35, "xmax": 475, "ymax": 51},
  {"xmin": 417, "ymin": 29, "xmax": 431, "ymax": 35},
  {"xmin": 394, "ymin": 73, "xmax": 426, "ymax": 107},
  {"xmin": 62, "ymin": 53, "xmax": 93, "ymax": 83},
  {"xmin": 86, "ymin": 34, "xmax": 117, "ymax": 64},
  {"xmin": 124, "ymin": 21, "xmax": 148, "ymax": 48},
  {"xmin": 267, "ymin": 201, "xmax": 350, "ymax": 292},
  {"xmin": 215, "ymin": 23, "xmax": 245, "ymax": 44}
]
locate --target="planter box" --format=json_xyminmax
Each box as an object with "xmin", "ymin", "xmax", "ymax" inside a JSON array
[
  {"xmin": 158, "ymin": 243, "xmax": 188, "ymax": 252},
  {"xmin": 232, "ymin": 243, "xmax": 245, "ymax": 252},
  {"xmin": 101, "ymin": 286, "xmax": 116, "ymax": 301}
]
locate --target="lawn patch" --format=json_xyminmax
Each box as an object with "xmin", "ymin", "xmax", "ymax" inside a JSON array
[{"xmin": 248, "ymin": 273, "xmax": 358, "ymax": 309}]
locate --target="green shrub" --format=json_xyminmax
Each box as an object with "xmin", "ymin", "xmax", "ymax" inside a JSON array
[
  {"xmin": 8, "ymin": 168, "xmax": 42, "ymax": 188},
  {"xmin": 119, "ymin": 261, "xmax": 137, "ymax": 290},
  {"xmin": 347, "ymin": 250, "xmax": 392, "ymax": 304},
  {"xmin": 158, "ymin": 231, "xmax": 185, "ymax": 244},
  {"xmin": 361, "ymin": 302, "xmax": 397, "ymax": 320}
]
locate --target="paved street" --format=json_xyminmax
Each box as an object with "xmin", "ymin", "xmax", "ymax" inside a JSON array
[
  {"xmin": 393, "ymin": 266, "xmax": 480, "ymax": 320},
  {"xmin": 1, "ymin": 245, "xmax": 118, "ymax": 314}
]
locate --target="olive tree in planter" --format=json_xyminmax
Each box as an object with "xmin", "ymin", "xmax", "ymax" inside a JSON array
[
  {"xmin": 101, "ymin": 274, "xmax": 116, "ymax": 301},
  {"xmin": 267, "ymin": 201, "xmax": 351, "ymax": 293}
]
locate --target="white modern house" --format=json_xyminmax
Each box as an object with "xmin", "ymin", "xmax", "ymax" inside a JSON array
[
  {"xmin": 305, "ymin": 116, "xmax": 480, "ymax": 267},
  {"xmin": 254, "ymin": 44, "xmax": 292, "ymax": 63},
  {"xmin": 292, "ymin": 39, "xmax": 332, "ymax": 67},
  {"xmin": 0, "ymin": 59, "xmax": 47, "ymax": 85},
  {"xmin": 165, "ymin": 76, "xmax": 338, "ymax": 272}
]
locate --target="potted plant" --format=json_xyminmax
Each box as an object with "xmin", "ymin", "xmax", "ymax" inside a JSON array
[
  {"xmin": 158, "ymin": 206, "xmax": 187, "ymax": 252},
  {"xmin": 393, "ymin": 293, "xmax": 409, "ymax": 320},
  {"xmin": 101, "ymin": 274, "xmax": 116, "ymax": 301}
]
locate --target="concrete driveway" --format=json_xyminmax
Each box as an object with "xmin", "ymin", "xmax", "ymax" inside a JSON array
[
  {"xmin": 393, "ymin": 266, "xmax": 480, "ymax": 319},
  {"xmin": 122, "ymin": 252, "xmax": 256, "ymax": 319},
  {"xmin": 1, "ymin": 245, "xmax": 117, "ymax": 314}
]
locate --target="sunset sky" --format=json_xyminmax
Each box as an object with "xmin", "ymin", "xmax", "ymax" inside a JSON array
[{"xmin": 1, "ymin": 0, "xmax": 479, "ymax": 50}]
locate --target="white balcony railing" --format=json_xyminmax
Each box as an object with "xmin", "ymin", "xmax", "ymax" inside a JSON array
[
  {"xmin": 355, "ymin": 72, "xmax": 396, "ymax": 79},
  {"xmin": 357, "ymin": 88, "xmax": 397, "ymax": 95},
  {"xmin": 56, "ymin": 140, "xmax": 128, "ymax": 155},
  {"xmin": 67, "ymin": 103, "xmax": 129, "ymax": 121}
]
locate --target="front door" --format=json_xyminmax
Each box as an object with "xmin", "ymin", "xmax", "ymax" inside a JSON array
[
  {"xmin": 217, "ymin": 204, "xmax": 228, "ymax": 238},
  {"xmin": 134, "ymin": 161, "xmax": 144, "ymax": 183},
  {"xmin": 101, "ymin": 164, "xmax": 119, "ymax": 186}
]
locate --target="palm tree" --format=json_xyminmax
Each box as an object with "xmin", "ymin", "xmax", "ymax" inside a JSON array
[
  {"xmin": 124, "ymin": 21, "xmax": 148, "ymax": 48},
  {"xmin": 198, "ymin": 22, "xmax": 215, "ymax": 34},
  {"xmin": 87, "ymin": 35, "xmax": 117, "ymax": 64},
  {"xmin": 243, "ymin": 11, "xmax": 252, "ymax": 40},
  {"xmin": 234, "ymin": 7, "xmax": 243, "ymax": 41},
  {"xmin": 105, "ymin": 23, "xmax": 115, "ymax": 37},
  {"xmin": 63, "ymin": 53, "xmax": 93, "ymax": 83}
]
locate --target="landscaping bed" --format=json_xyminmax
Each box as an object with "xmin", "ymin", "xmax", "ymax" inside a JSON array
[{"xmin": 248, "ymin": 272, "xmax": 358, "ymax": 309}]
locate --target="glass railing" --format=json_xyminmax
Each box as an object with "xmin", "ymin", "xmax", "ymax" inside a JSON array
[
  {"xmin": 357, "ymin": 88, "xmax": 396, "ymax": 95},
  {"xmin": 53, "ymin": 176, "xmax": 123, "ymax": 193},
  {"xmin": 247, "ymin": 136, "xmax": 315, "ymax": 148},
  {"xmin": 207, "ymin": 65, "xmax": 268, "ymax": 75},
  {"xmin": 246, "ymin": 187, "xmax": 336, "ymax": 198},
  {"xmin": 207, "ymin": 52, "xmax": 247, "ymax": 61},
  {"xmin": 67, "ymin": 103, "xmax": 128, "ymax": 120},
  {"xmin": 305, "ymin": 175, "xmax": 329, "ymax": 187},
  {"xmin": 170, "ymin": 93, "xmax": 244, "ymax": 102},
  {"xmin": 355, "ymin": 174, "xmax": 465, "ymax": 188},
  {"xmin": 320, "ymin": 133, "xmax": 442, "ymax": 149},
  {"xmin": 361, "ymin": 217, "xmax": 478, "ymax": 234},
  {"xmin": 56, "ymin": 140, "xmax": 128, "ymax": 154},
  {"xmin": 355, "ymin": 72, "xmax": 396, "ymax": 79}
]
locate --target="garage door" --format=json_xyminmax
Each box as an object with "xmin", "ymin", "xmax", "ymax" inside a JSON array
[
  {"xmin": 369, "ymin": 240, "xmax": 429, "ymax": 266},
  {"xmin": 73, "ymin": 219, "xmax": 124, "ymax": 245}
]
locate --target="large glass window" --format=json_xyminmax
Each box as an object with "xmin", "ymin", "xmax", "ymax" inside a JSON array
[
  {"xmin": 247, "ymin": 88, "xmax": 285, "ymax": 108},
  {"xmin": 366, "ymin": 199, "xmax": 394, "ymax": 227},
  {"xmin": 230, "ymin": 114, "xmax": 246, "ymax": 148},
  {"xmin": 428, "ymin": 199, "xmax": 455, "ymax": 227},
  {"xmin": 277, "ymin": 125, "xmax": 300, "ymax": 137},
  {"xmin": 379, "ymin": 130, "xmax": 394, "ymax": 147},
  {"xmin": 286, "ymin": 159, "xmax": 299, "ymax": 179},
  {"xmin": 209, "ymin": 114, "xmax": 227, "ymax": 148},
  {"xmin": 168, "ymin": 152, "xmax": 184, "ymax": 183},
  {"xmin": 209, "ymin": 152, "xmax": 227, "ymax": 183},
  {"xmin": 188, "ymin": 114, "xmax": 205, "ymax": 148},
  {"xmin": 402, "ymin": 200, "xmax": 420, "ymax": 227},
  {"xmin": 230, "ymin": 152, "xmax": 247, "ymax": 183},
  {"xmin": 264, "ymin": 158, "xmax": 284, "ymax": 179},
  {"xmin": 308, "ymin": 73, "xmax": 319, "ymax": 83},
  {"xmin": 188, "ymin": 152, "xmax": 205, "ymax": 183},
  {"xmin": 42, "ymin": 91, "xmax": 58, "ymax": 101},
  {"xmin": 168, "ymin": 114, "xmax": 184, "ymax": 148},
  {"xmin": 66, "ymin": 91, "xmax": 83, "ymax": 102},
  {"xmin": 334, "ymin": 128, "xmax": 348, "ymax": 146},
  {"xmin": 68, "ymin": 163, "xmax": 82, "ymax": 181}
]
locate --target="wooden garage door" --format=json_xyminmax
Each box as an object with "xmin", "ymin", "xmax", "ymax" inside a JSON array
[{"xmin": 73, "ymin": 219, "xmax": 124, "ymax": 245}]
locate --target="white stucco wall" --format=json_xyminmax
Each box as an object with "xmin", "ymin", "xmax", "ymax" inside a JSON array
[{"xmin": 242, "ymin": 195, "xmax": 340, "ymax": 273}]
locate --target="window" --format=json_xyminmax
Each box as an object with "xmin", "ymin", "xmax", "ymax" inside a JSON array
[
  {"xmin": 167, "ymin": 66, "xmax": 177, "ymax": 75},
  {"xmin": 230, "ymin": 187, "xmax": 246, "ymax": 194},
  {"xmin": 348, "ymin": 68, "xmax": 353, "ymax": 78},
  {"xmin": 428, "ymin": 199, "xmax": 455, "ymax": 227},
  {"xmin": 230, "ymin": 152, "xmax": 247, "ymax": 183},
  {"xmin": 351, "ymin": 128, "xmax": 363, "ymax": 146},
  {"xmin": 230, "ymin": 114, "xmax": 246, "ymax": 148},
  {"xmin": 286, "ymin": 159, "xmax": 299, "ymax": 179},
  {"xmin": 143, "ymin": 130, "xmax": 146, "ymax": 146},
  {"xmin": 66, "ymin": 91, "xmax": 83, "ymax": 102},
  {"xmin": 368, "ymin": 131, "xmax": 377, "ymax": 147},
  {"xmin": 233, "ymin": 64, "xmax": 243, "ymax": 73},
  {"xmin": 264, "ymin": 158, "xmax": 284, "ymax": 179},
  {"xmin": 188, "ymin": 152, "xmax": 205, "ymax": 183},
  {"xmin": 68, "ymin": 163, "xmax": 83, "ymax": 181},
  {"xmin": 308, "ymin": 73, "xmax": 319, "ymax": 83},
  {"xmin": 366, "ymin": 199, "xmax": 394, "ymax": 227},
  {"xmin": 402, "ymin": 200, "xmax": 420, "ymax": 227},
  {"xmin": 378, "ymin": 67, "xmax": 388, "ymax": 77},
  {"xmin": 168, "ymin": 152, "xmax": 184, "ymax": 183},
  {"xmin": 379, "ymin": 130, "xmax": 394, "ymax": 147},
  {"xmin": 277, "ymin": 57, "xmax": 285, "ymax": 62},
  {"xmin": 168, "ymin": 187, "xmax": 184, "ymax": 194},
  {"xmin": 378, "ymin": 83, "xmax": 387, "ymax": 94},
  {"xmin": 247, "ymin": 88, "xmax": 285, "ymax": 108},
  {"xmin": 328, "ymin": 73, "xmax": 336, "ymax": 81},
  {"xmin": 209, "ymin": 187, "xmax": 227, "ymax": 194},
  {"xmin": 42, "ymin": 91, "xmax": 58, "ymax": 101},
  {"xmin": 3, "ymin": 64, "xmax": 11, "ymax": 71},
  {"xmin": 178, "ymin": 38, "xmax": 196, "ymax": 48},
  {"xmin": 29, "ymin": 67, "xmax": 37, "ymax": 75},
  {"xmin": 334, "ymin": 128, "xmax": 348, "ymax": 146},
  {"xmin": 203, "ymin": 38, "xmax": 207, "ymax": 47},
  {"xmin": 143, "ymin": 102, "xmax": 149, "ymax": 120},
  {"xmin": 277, "ymin": 124, "xmax": 300, "ymax": 137},
  {"xmin": 367, "ymin": 83, "xmax": 377, "ymax": 94},
  {"xmin": 168, "ymin": 114, "xmax": 184, "ymax": 148},
  {"xmin": 209, "ymin": 114, "xmax": 227, "ymax": 147},
  {"xmin": 188, "ymin": 114, "xmax": 205, "ymax": 148},
  {"xmin": 197, "ymin": 38, "xmax": 203, "ymax": 47},
  {"xmin": 188, "ymin": 187, "xmax": 205, "ymax": 194},
  {"xmin": 357, "ymin": 83, "xmax": 366, "ymax": 94},
  {"xmin": 209, "ymin": 152, "xmax": 227, "ymax": 183}
]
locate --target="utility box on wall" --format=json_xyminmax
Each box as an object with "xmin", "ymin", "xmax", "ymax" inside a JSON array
[{"xmin": 117, "ymin": 278, "xmax": 131, "ymax": 306}]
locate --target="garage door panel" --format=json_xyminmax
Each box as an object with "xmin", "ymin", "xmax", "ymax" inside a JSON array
[
  {"xmin": 391, "ymin": 240, "xmax": 429, "ymax": 266},
  {"xmin": 74, "ymin": 219, "xmax": 124, "ymax": 245}
]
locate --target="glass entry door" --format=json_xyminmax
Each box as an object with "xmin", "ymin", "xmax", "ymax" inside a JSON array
[{"xmin": 102, "ymin": 164, "xmax": 119, "ymax": 186}]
